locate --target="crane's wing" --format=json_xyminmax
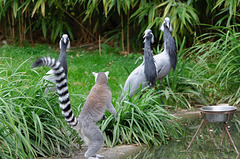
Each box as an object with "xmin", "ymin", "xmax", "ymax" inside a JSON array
[
  {"xmin": 46, "ymin": 69, "xmax": 53, "ymax": 75},
  {"xmin": 43, "ymin": 69, "xmax": 55, "ymax": 83},
  {"xmin": 123, "ymin": 65, "xmax": 147, "ymax": 97},
  {"xmin": 154, "ymin": 51, "xmax": 172, "ymax": 79}
]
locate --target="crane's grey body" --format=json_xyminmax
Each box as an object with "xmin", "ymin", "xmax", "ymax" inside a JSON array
[
  {"xmin": 143, "ymin": 29, "xmax": 157, "ymax": 86},
  {"xmin": 44, "ymin": 34, "xmax": 70, "ymax": 93},
  {"xmin": 121, "ymin": 17, "xmax": 177, "ymax": 100},
  {"xmin": 122, "ymin": 64, "xmax": 147, "ymax": 98}
]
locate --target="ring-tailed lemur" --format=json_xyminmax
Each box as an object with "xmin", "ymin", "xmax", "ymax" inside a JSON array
[{"xmin": 32, "ymin": 57, "xmax": 117, "ymax": 159}]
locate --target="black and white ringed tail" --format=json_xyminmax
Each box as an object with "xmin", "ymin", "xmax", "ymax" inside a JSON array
[{"xmin": 32, "ymin": 57, "xmax": 78, "ymax": 127}]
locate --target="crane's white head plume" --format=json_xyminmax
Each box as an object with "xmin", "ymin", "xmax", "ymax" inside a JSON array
[
  {"xmin": 59, "ymin": 34, "xmax": 70, "ymax": 49},
  {"xmin": 143, "ymin": 29, "xmax": 154, "ymax": 44},
  {"xmin": 160, "ymin": 17, "xmax": 172, "ymax": 32}
]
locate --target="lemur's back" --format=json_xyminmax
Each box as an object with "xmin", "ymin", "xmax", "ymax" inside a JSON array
[{"xmin": 79, "ymin": 72, "xmax": 111, "ymax": 123}]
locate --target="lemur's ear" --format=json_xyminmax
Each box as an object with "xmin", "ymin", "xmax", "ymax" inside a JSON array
[{"xmin": 105, "ymin": 71, "xmax": 109, "ymax": 78}]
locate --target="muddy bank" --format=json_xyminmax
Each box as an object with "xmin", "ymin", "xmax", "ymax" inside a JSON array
[{"xmin": 49, "ymin": 145, "xmax": 145, "ymax": 159}]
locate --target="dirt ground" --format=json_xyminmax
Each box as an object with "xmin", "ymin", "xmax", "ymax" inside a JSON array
[{"xmin": 57, "ymin": 145, "xmax": 145, "ymax": 159}]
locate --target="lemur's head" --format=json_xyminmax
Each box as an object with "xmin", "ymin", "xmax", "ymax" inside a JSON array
[{"xmin": 92, "ymin": 71, "xmax": 109, "ymax": 84}]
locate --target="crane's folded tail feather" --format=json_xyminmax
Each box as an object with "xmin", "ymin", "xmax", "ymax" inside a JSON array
[{"xmin": 32, "ymin": 57, "xmax": 78, "ymax": 127}]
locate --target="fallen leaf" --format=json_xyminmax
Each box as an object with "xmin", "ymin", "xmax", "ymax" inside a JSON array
[{"xmin": 73, "ymin": 82, "xmax": 84, "ymax": 85}]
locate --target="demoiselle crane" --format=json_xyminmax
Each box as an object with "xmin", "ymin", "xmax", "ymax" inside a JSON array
[
  {"xmin": 120, "ymin": 29, "xmax": 156, "ymax": 100},
  {"xmin": 143, "ymin": 29, "xmax": 157, "ymax": 87},
  {"xmin": 155, "ymin": 17, "xmax": 177, "ymax": 93},
  {"xmin": 120, "ymin": 17, "xmax": 177, "ymax": 102},
  {"xmin": 43, "ymin": 34, "xmax": 70, "ymax": 93}
]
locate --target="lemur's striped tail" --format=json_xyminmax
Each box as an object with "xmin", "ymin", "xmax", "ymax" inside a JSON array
[{"xmin": 32, "ymin": 57, "xmax": 78, "ymax": 127}]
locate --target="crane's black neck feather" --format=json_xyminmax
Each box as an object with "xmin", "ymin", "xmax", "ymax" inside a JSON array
[
  {"xmin": 144, "ymin": 35, "xmax": 157, "ymax": 86},
  {"xmin": 163, "ymin": 24, "xmax": 177, "ymax": 70},
  {"xmin": 144, "ymin": 37, "xmax": 152, "ymax": 49}
]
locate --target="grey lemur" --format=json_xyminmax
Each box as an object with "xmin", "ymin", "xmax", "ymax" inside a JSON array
[{"xmin": 32, "ymin": 57, "xmax": 117, "ymax": 159}]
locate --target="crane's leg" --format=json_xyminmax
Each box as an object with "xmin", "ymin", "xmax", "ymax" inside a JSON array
[{"xmin": 159, "ymin": 79, "xmax": 164, "ymax": 104}]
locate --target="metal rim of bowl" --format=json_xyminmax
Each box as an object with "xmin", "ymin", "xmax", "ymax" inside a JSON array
[{"xmin": 200, "ymin": 106, "xmax": 237, "ymax": 113}]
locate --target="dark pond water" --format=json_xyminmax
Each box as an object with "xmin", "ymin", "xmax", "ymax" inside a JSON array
[{"xmin": 126, "ymin": 111, "xmax": 240, "ymax": 159}]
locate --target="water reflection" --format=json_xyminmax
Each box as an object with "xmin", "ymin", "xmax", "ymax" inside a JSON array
[{"xmin": 126, "ymin": 112, "xmax": 240, "ymax": 159}]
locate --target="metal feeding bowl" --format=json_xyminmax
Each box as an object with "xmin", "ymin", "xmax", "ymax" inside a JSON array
[{"xmin": 200, "ymin": 106, "xmax": 237, "ymax": 123}]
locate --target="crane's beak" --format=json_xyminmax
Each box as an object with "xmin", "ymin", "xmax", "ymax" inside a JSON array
[
  {"xmin": 63, "ymin": 38, "xmax": 67, "ymax": 44},
  {"xmin": 143, "ymin": 32, "xmax": 151, "ymax": 39},
  {"xmin": 163, "ymin": 21, "xmax": 169, "ymax": 29}
]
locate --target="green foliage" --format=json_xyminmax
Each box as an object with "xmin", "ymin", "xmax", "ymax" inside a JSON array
[
  {"xmin": 1, "ymin": 0, "xmax": 240, "ymax": 48},
  {"xmin": 0, "ymin": 45, "xmax": 183, "ymax": 157},
  {"xmin": 0, "ymin": 35, "xmax": 239, "ymax": 157},
  {"xmin": 183, "ymin": 24, "xmax": 240, "ymax": 106},
  {"xmin": 101, "ymin": 87, "xmax": 183, "ymax": 147},
  {"xmin": 213, "ymin": 0, "xmax": 240, "ymax": 26},
  {"xmin": 0, "ymin": 57, "xmax": 79, "ymax": 158}
]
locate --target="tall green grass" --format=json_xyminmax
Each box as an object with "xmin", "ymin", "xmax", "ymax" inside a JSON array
[
  {"xmin": 101, "ymin": 87, "xmax": 183, "ymax": 147},
  {"xmin": 154, "ymin": 25, "xmax": 240, "ymax": 108},
  {"xmin": 0, "ymin": 52, "xmax": 181, "ymax": 158},
  {"xmin": 184, "ymin": 25, "xmax": 240, "ymax": 106},
  {"xmin": 0, "ymin": 46, "xmax": 183, "ymax": 158},
  {"xmin": 0, "ymin": 57, "xmax": 79, "ymax": 158}
]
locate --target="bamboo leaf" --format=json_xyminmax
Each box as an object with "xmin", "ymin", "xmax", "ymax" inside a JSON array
[
  {"xmin": 41, "ymin": 1, "xmax": 45, "ymax": 17},
  {"xmin": 13, "ymin": 0, "xmax": 18, "ymax": 18},
  {"xmin": 41, "ymin": 19, "xmax": 46, "ymax": 39}
]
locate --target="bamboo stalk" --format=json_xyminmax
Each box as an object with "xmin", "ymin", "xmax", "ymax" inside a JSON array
[
  {"xmin": 8, "ymin": 13, "xmax": 11, "ymax": 40},
  {"xmin": 11, "ymin": 13, "xmax": 15, "ymax": 45},
  {"xmin": 19, "ymin": 15, "xmax": 22, "ymax": 45},
  {"xmin": 99, "ymin": 34, "xmax": 101, "ymax": 56},
  {"xmin": 24, "ymin": 5, "xmax": 27, "ymax": 41},
  {"xmin": 18, "ymin": 17, "xmax": 22, "ymax": 45},
  {"xmin": 121, "ymin": 13, "xmax": 125, "ymax": 53},
  {"xmin": 127, "ymin": 11, "xmax": 130, "ymax": 55},
  {"xmin": 28, "ymin": 8, "xmax": 33, "ymax": 44}
]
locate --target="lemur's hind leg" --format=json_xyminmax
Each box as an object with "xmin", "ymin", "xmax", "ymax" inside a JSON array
[{"xmin": 82, "ymin": 124, "xmax": 104, "ymax": 159}]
